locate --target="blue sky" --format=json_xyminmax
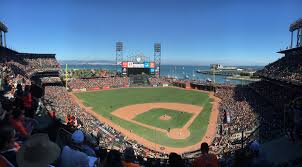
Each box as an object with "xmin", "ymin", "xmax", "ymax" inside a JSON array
[{"xmin": 0, "ymin": 0, "xmax": 301, "ymax": 65}]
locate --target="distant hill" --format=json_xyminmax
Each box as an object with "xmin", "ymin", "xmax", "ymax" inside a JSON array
[{"xmin": 59, "ymin": 60, "xmax": 115, "ymax": 65}]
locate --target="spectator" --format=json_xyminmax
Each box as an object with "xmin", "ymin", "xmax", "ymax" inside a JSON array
[
  {"xmin": 16, "ymin": 133, "xmax": 60, "ymax": 167},
  {"xmin": 14, "ymin": 84, "xmax": 23, "ymax": 109},
  {"xmin": 22, "ymin": 85, "xmax": 33, "ymax": 118},
  {"xmin": 248, "ymin": 140, "xmax": 270, "ymax": 167},
  {"xmin": 169, "ymin": 152, "xmax": 185, "ymax": 167},
  {"xmin": 123, "ymin": 147, "xmax": 140, "ymax": 167},
  {"xmin": 193, "ymin": 142, "xmax": 219, "ymax": 167},
  {"xmin": 65, "ymin": 114, "xmax": 75, "ymax": 128},
  {"xmin": 0, "ymin": 125, "xmax": 18, "ymax": 167},
  {"xmin": 9, "ymin": 110, "xmax": 30, "ymax": 139},
  {"xmin": 102, "ymin": 150, "xmax": 123, "ymax": 167},
  {"xmin": 59, "ymin": 130, "xmax": 90, "ymax": 167}
]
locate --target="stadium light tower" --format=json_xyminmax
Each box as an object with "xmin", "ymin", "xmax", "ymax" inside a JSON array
[
  {"xmin": 154, "ymin": 43, "xmax": 161, "ymax": 77},
  {"xmin": 116, "ymin": 42, "xmax": 123, "ymax": 72},
  {"xmin": 0, "ymin": 21, "xmax": 8, "ymax": 47},
  {"xmin": 289, "ymin": 18, "xmax": 302, "ymax": 48}
]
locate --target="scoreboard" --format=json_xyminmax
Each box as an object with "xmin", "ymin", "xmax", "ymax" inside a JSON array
[{"xmin": 120, "ymin": 61, "xmax": 158, "ymax": 76}]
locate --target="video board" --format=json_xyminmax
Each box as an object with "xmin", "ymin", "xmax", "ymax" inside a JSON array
[{"xmin": 121, "ymin": 61, "xmax": 156, "ymax": 76}]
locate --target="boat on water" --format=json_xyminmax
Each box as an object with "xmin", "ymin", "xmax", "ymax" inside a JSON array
[
  {"xmin": 206, "ymin": 78, "xmax": 212, "ymax": 82},
  {"xmin": 184, "ymin": 74, "xmax": 189, "ymax": 79}
]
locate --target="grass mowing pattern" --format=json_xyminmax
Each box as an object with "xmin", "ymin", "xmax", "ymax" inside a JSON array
[
  {"xmin": 74, "ymin": 87, "xmax": 212, "ymax": 147},
  {"xmin": 133, "ymin": 108, "xmax": 193, "ymax": 130}
]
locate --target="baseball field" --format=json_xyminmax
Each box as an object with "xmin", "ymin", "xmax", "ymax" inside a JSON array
[{"xmin": 72, "ymin": 87, "xmax": 219, "ymax": 153}]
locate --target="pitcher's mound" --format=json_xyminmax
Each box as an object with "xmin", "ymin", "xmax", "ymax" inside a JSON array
[
  {"xmin": 167, "ymin": 128, "xmax": 190, "ymax": 139},
  {"xmin": 159, "ymin": 114, "xmax": 171, "ymax": 121}
]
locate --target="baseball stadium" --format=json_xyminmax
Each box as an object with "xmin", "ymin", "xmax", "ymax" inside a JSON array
[{"xmin": 1, "ymin": 3, "xmax": 302, "ymax": 167}]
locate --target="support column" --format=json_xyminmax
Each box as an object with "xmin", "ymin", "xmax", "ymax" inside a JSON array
[
  {"xmin": 4, "ymin": 32, "xmax": 6, "ymax": 48},
  {"xmin": 290, "ymin": 31, "xmax": 293, "ymax": 48},
  {"xmin": 297, "ymin": 29, "xmax": 300, "ymax": 47},
  {"xmin": 0, "ymin": 31, "xmax": 2, "ymax": 47},
  {"xmin": 299, "ymin": 28, "xmax": 302, "ymax": 47}
]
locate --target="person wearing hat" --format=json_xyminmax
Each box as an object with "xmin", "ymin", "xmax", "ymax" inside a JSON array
[
  {"xmin": 16, "ymin": 133, "xmax": 60, "ymax": 167},
  {"xmin": 122, "ymin": 147, "xmax": 140, "ymax": 167},
  {"xmin": 59, "ymin": 130, "xmax": 90, "ymax": 167},
  {"xmin": 249, "ymin": 140, "xmax": 270, "ymax": 167}
]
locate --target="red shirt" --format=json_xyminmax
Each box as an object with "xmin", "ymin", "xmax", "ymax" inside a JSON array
[
  {"xmin": 23, "ymin": 93, "xmax": 32, "ymax": 108},
  {"xmin": 192, "ymin": 153, "xmax": 219, "ymax": 167},
  {"xmin": 9, "ymin": 117, "xmax": 29, "ymax": 137}
]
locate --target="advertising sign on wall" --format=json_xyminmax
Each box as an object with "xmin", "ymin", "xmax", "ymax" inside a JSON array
[
  {"xmin": 127, "ymin": 62, "xmax": 134, "ymax": 68},
  {"xmin": 122, "ymin": 62, "xmax": 128, "ymax": 68},
  {"xmin": 144, "ymin": 62, "xmax": 150, "ymax": 68},
  {"xmin": 150, "ymin": 62, "xmax": 155, "ymax": 68},
  {"xmin": 150, "ymin": 68, "xmax": 155, "ymax": 74},
  {"xmin": 133, "ymin": 64, "xmax": 144, "ymax": 68}
]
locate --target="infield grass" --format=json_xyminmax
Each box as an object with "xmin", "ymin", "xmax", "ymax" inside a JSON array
[
  {"xmin": 74, "ymin": 87, "xmax": 212, "ymax": 148},
  {"xmin": 133, "ymin": 108, "xmax": 193, "ymax": 130}
]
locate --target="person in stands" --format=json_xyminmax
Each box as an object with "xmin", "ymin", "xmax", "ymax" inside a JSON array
[
  {"xmin": 169, "ymin": 152, "xmax": 185, "ymax": 167},
  {"xmin": 0, "ymin": 125, "xmax": 18, "ymax": 167},
  {"xmin": 22, "ymin": 85, "xmax": 33, "ymax": 118},
  {"xmin": 16, "ymin": 133, "xmax": 60, "ymax": 167},
  {"xmin": 192, "ymin": 142, "xmax": 219, "ymax": 167},
  {"xmin": 59, "ymin": 130, "xmax": 90, "ymax": 167},
  {"xmin": 65, "ymin": 114, "xmax": 75, "ymax": 128},
  {"xmin": 122, "ymin": 147, "xmax": 140, "ymax": 167},
  {"xmin": 102, "ymin": 149, "xmax": 123, "ymax": 167},
  {"xmin": 9, "ymin": 110, "xmax": 30, "ymax": 139},
  {"xmin": 14, "ymin": 84, "xmax": 23, "ymax": 109}
]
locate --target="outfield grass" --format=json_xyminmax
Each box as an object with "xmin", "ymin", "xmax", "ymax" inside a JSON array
[
  {"xmin": 74, "ymin": 87, "xmax": 212, "ymax": 147},
  {"xmin": 133, "ymin": 108, "xmax": 193, "ymax": 130}
]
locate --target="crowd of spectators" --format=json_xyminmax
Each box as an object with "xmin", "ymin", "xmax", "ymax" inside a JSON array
[
  {"xmin": 148, "ymin": 77, "xmax": 173, "ymax": 86},
  {"xmin": 66, "ymin": 73, "xmax": 178, "ymax": 90},
  {"xmin": 68, "ymin": 77, "xmax": 129, "ymax": 90},
  {"xmin": 43, "ymin": 85, "xmax": 170, "ymax": 159},
  {"xmin": 0, "ymin": 82, "xmax": 214, "ymax": 166},
  {"xmin": 0, "ymin": 53, "xmax": 59, "ymax": 79},
  {"xmin": 256, "ymin": 53, "xmax": 302, "ymax": 85},
  {"xmin": 40, "ymin": 77, "xmax": 62, "ymax": 84},
  {"xmin": 212, "ymin": 84, "xmax": 284, "ymax": 153},
  {"xmin": 249, "ymin": 80, "xmax": 300, "ymax": 110},
  {"xmin": 1, "ymin": 45, "xmax": 302, "ymax": 166}
]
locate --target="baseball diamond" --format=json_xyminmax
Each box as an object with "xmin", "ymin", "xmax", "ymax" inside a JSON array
[{"xmin": 71, "ymin": 87, "xmax": 220, "ymax": 153}]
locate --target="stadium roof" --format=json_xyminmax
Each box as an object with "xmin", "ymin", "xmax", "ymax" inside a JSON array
[
  {"xmin": 289, "ymin": 18, "xmax": 302, "ymax": 32},
  {"xmin": 0, "ymin": 21, "xmax": 8, "ymax": 33},
  {"xmin": 278, "ymin": 46, "xmax": 302, "ymax": 54}
]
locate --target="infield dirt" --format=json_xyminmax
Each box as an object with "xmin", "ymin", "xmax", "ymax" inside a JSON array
[{"xmin": 69, "ymin": 88, "xmax": 220, "ymax": 154}]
